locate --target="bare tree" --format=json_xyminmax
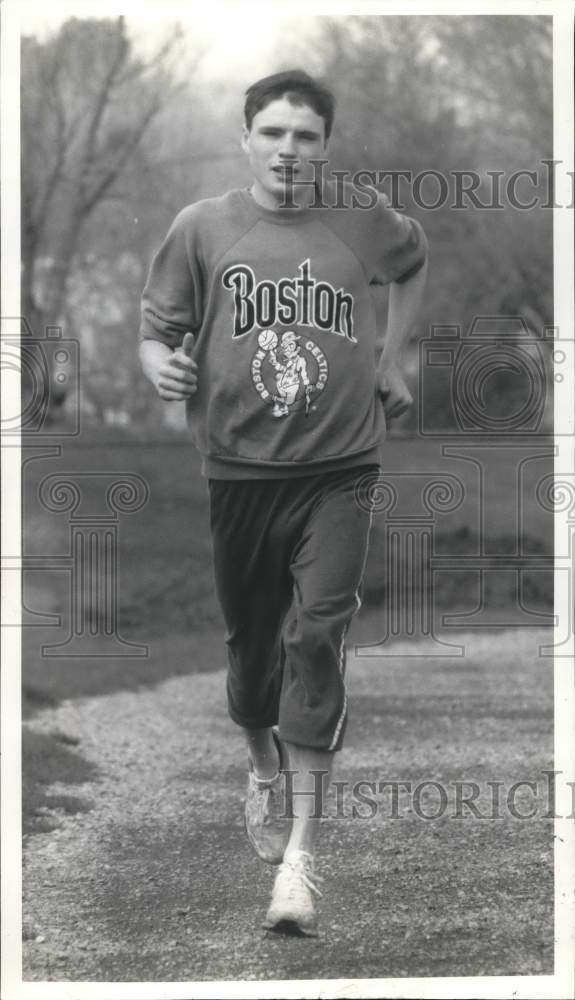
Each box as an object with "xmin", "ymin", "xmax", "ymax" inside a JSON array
[
  {"xmin": 278, "ymin": 15, "xmax": 553, "ymax": 431},
  {"xmin": 21, "ymin": 16, "xmax": 195, "ymax": 417},
  {"xmin": 432, "ymin": 16, "xmax": 552, "ymax": 157}
]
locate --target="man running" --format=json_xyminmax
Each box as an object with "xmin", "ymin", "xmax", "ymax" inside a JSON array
[{"xmin": 139, "ymin": 69, "xmax": 428, "ymax": 936}]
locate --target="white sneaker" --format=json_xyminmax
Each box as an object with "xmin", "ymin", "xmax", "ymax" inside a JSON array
[
  {"xmin": 245, "ymin": 730, "xmax": 291, "ymax": 865},
  {"xmin": 263, "ymin": 850, "xmax": 323, "ymax": 936}
]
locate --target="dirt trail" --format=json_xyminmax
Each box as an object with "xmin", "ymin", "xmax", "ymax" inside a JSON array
[{"xmin": 22, "ymin": 630, "xmax": 554, "ymax": 984}]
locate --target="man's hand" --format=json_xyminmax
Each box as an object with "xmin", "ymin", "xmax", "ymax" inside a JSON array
[
  {"xmin": 375, "ymin": 258, "xmax": 427, "ymax": 422},
  {"xmin": 155, "ymin": 332, "xmax": 198, "ymax": 401},
  {"xmin": 377, "ymin": 362, "xmax": 413, "ymax": 422}
]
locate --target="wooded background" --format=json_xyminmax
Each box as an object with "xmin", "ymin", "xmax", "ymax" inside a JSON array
[{"xmin": 21, "ymin": 14, "xmax": 553, "ymax": 430}]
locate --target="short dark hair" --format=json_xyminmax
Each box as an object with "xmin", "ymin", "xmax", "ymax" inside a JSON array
[{"xmin": 244, "ymin": 70, "xmax": 336, "ymax": 141}]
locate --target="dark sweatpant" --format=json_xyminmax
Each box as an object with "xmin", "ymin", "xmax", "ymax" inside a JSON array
[{"xmin": 208, "ymin": 465, "xmax": 376, "ymax": 751}]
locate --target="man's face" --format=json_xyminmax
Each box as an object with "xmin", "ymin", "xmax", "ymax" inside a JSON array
[
  {"xmin": 282, "ymin": 338, "xmax": 299, "ymax": 359},
  {"xmin": 242, "ymin": 96, "xmax": 327, "ymax": 209}
]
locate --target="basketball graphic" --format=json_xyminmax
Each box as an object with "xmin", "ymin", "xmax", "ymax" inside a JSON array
[{"xmin": 258, "ymin": 330, "xmax": 278, "ymax": 351}]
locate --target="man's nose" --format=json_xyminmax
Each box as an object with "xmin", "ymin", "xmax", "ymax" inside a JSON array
[{"xmin": 278, "ymin": 133, "xmax": 297, "ymax": 157}]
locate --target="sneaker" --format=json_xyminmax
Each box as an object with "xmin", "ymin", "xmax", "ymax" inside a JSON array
[
  {"xmin": 245, "ymin": 729, "xmax": 291, "ymax": 865},
  {"xmin": 263, "ymin": 850, "xmax": 323, "ymax": 936}
]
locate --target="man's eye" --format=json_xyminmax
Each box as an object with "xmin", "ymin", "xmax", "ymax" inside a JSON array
[{"xmin": 261, "ymin": 129, "xmax": 282, "ymax": 137}]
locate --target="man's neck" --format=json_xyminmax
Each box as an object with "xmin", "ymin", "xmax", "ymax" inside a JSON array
[{"xmin": 249, "ymin": 181, "xmax": 316, "ymax": 212}]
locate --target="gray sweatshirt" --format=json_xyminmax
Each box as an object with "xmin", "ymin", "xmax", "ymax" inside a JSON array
[{"xmin": 140, "ymin": 184, "xmax": 428, "ymax": 478}]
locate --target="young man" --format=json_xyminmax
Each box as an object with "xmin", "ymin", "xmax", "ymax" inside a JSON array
[{"xmin": 140, "ymin": 70, "xmax": 428, "ymax": 936}]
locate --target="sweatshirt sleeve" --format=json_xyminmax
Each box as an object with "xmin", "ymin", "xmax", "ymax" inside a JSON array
[
  {"xmin": 368, "ymin": 193, "xmax": 428, "ymax": 286},
  {"xmin": 140, "ymin": 208, "xmax": 204, "ymax": 349}
]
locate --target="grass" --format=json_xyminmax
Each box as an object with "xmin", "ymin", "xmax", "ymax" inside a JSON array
[
  {"xmin": 23, "ymin": 729, "xmax": 99, "ymax": 835},
  {"xmin": 22, "ymin": 426, "xmax": 553, "ymax": 654},
  {"xmin": 22, "ymin": 427, "xmax": 553, "ymax": 711}
]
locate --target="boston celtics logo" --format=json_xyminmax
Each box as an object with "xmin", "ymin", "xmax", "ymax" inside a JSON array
[{"xmin": 251, "ymin": 330, "xmax": 329, "ymax": 418}]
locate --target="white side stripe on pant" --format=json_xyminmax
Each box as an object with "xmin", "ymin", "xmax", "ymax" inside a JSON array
[
  {"xmin": 328, "ymin": 588, "xmax": 362, "ymax": 752},
  {"xmin": 329, "ymin": 511, "xmax": 372, "ymax": 752}
]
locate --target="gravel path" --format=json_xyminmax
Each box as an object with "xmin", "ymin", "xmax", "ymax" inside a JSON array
[{"xmin": 22, "ymin": 630, "xmax": 554, "ymax": 985}]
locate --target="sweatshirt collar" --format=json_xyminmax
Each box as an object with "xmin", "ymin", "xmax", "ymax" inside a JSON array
[{"xmin": 238, "ymin": 187, "xmax": 315, "ymax": 225}]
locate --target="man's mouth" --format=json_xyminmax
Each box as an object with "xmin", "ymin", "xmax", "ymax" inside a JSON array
[{"xmin": 272, "ymin": 165, "xmax": 299, "ymax": 178}]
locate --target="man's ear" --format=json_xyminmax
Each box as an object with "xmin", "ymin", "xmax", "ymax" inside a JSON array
[{"xmin": 241, "ymin": 125, "xmax": 250, "ymax": 154}]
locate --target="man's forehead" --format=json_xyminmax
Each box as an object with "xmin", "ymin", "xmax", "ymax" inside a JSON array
[{"xmin": 251, "ymin": 97, "xmax": 325, "ymax": 132}]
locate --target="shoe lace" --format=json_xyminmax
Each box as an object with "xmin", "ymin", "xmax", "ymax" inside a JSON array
[
  {"xmin": 250, "ymin": 773, "xmax": 282, "ymax": 826},
  {"xmin": 282, "ymin": 856, "xmax": 323, "ymax": 899}
]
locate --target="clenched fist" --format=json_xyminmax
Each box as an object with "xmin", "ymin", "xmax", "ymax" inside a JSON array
[{"xmin": 156, "ymin": 332, "xmax": 198, "ymax": 401}]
